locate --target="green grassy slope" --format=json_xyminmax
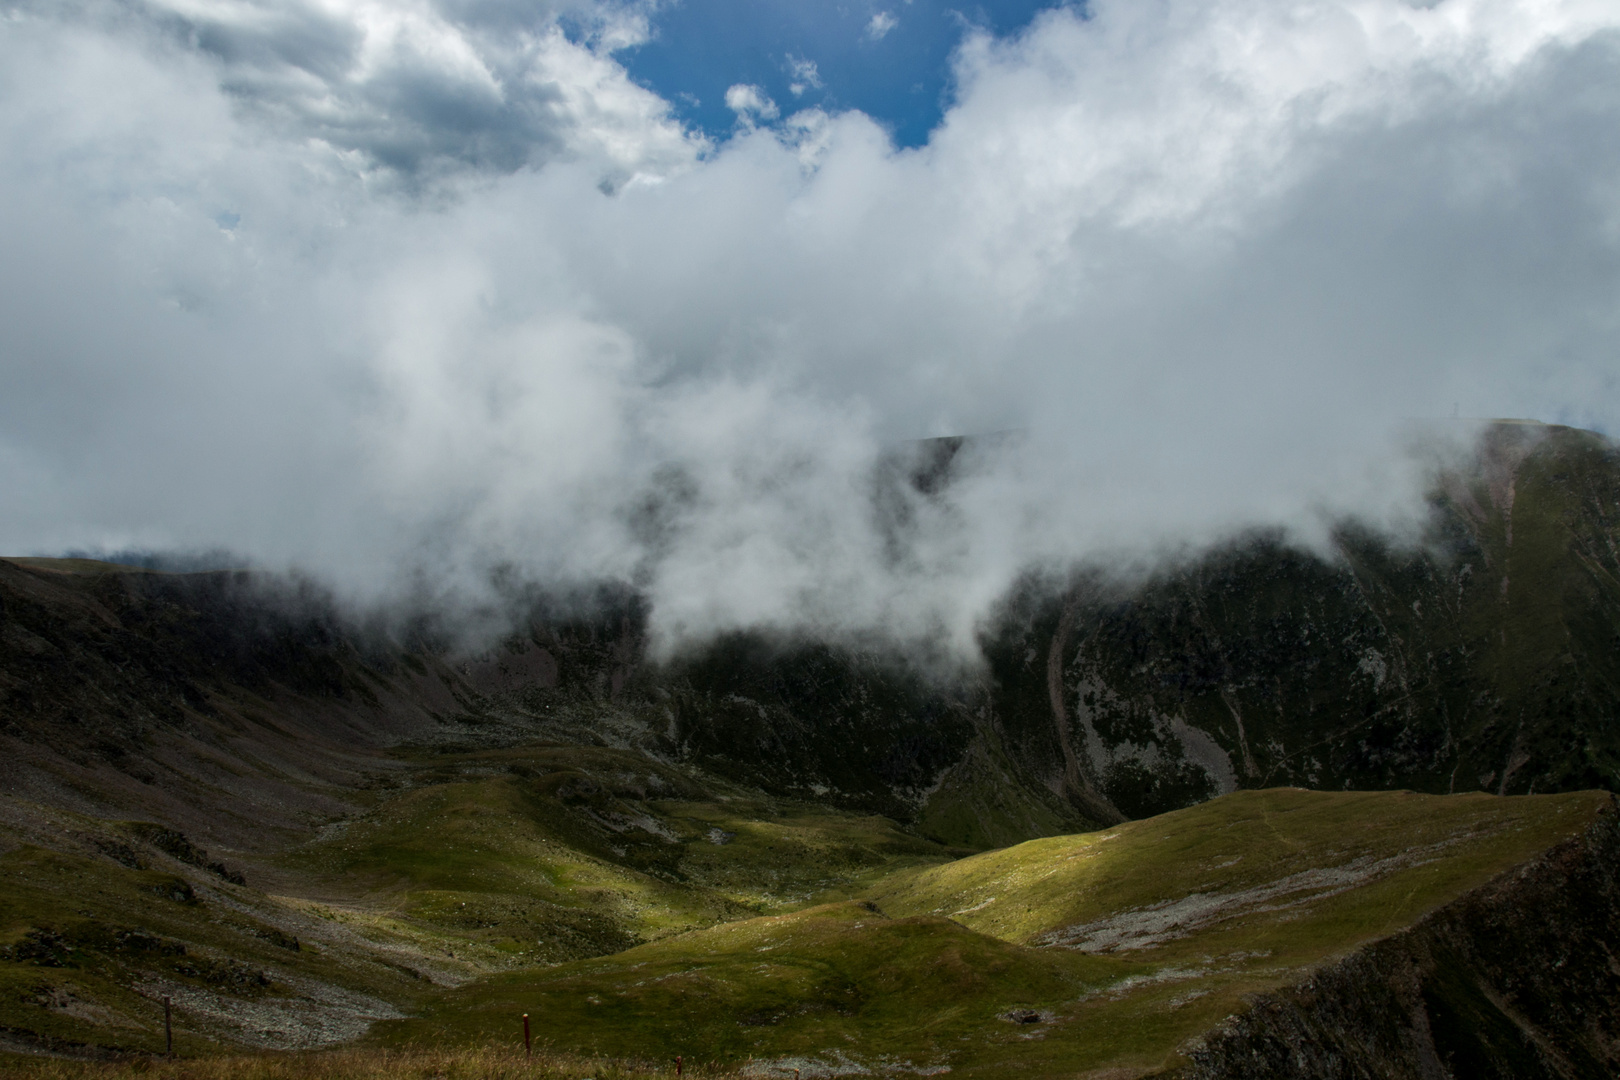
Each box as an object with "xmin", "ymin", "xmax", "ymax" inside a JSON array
[
  {"xmin": 381, "ymin": 900, "xmax": 1095, "ymax": 1069},
  {"xmin": 377, "ymin": 788, "xmax": 1610, "ymax": 1080},
  {"xmin": 0, "ymin": 829, "xmax": 433, "ymax": 1058},
  {"xmin": 271, "ymin": 743, "xmax": 959, "ymax": 971},
  {"xmin": 4, "ymin": 423, "xmax": 1620, "ymax": 1073},
  {"xmin": 0, "ymin": 742, "xmax": 956, "ymax": 1058},
  {"xmin": 868, "ymin": 788, "xmax": 1606, "ymax": 947}
]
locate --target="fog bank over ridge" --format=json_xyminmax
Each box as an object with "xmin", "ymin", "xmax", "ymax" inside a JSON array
[{"xmin": 2, "ymin": 0, "xmax": 1619, "ymax": 650}]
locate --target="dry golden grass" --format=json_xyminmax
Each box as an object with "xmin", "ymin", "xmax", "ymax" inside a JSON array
[{"xmin": 0, "ymin": 1047, "xmax": 744, "ymax": 1080}]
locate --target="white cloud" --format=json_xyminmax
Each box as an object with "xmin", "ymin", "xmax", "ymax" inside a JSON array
[
  {"xmin": 865, "ymin": 11, "xmax": 898, "ymax": 41},
  {"xmin": 5, "ymin": 0, "xmax": 698, "ymax": 185},
  {"xmin": 3, "ymin": 0, "xmax": 1620, "ymax": 653},
  {"xmin": 786, "ymin": 55, "xmax": 822, "ymax": 96},
  {"xmin": 724, "ymin": 82, "xmax": 779, "ymax": 121}
]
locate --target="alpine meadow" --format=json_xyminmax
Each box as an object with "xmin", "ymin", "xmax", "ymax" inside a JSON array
[{"xmin": 5, "ymin": 0, "xmax": 1620, "ymax": 1076}]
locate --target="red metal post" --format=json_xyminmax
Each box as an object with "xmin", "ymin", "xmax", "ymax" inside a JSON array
[
  {"xmin": 523, "ymin": 1013, "xmax": 532, "ymax": 1056},
  {"xmin": 676, "ymin": 1055, "xmax": 683, "ymax": 1076}
]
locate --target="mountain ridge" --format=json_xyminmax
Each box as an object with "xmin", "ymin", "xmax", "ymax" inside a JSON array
[{"xmin": 2, "ymin": 421, "xmax": 1619, "ymax": 1073}]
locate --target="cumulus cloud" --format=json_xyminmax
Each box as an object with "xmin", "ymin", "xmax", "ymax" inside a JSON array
[
  {"xmin": 786, "ymin": 55, "xmax": 822, "ymax": 96},
  {"xmin": 724, "ymin": 82, "xmax": 780, "ymax": 121},
  {"xmin": 2, "ymin": 0, "xmax": 1619, "ymax": 653},
  {"xmin": 865, "ymin": 11, "xmax": 898, "ymax": 41},
  {"xmin": 0, "ymin": 0, "xmax": 693, "ymax": 185}
]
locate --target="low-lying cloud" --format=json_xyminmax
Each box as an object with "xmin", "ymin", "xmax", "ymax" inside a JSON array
[{"xmin": 2, "ymin": 0, "xmax": 1618, "ymax": 653}]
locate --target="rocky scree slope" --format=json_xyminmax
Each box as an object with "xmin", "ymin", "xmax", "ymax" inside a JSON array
[{"xmin": 1172, "ymin": 794, "xmax": 1620, "ymax": 1080}]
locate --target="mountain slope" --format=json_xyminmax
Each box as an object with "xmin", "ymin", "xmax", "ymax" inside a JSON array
[
  {"xmin": 978, "ymin": 422, "xmax": 1620, "ymax": 823},
  {"xmin": 0, "ymin": 741, "xmax": 958, "ymax": 1058},
  {"xmin": 3, "ymin": 421, "xmax": 1620, "ymax": 1071},
  {"xmin": 378, "ymin": 788, "xmax": 1619, "ymax": 1079},
  {"xmin": 5, "ymin": 422, "xmax": 1618, "ymax": 853}
]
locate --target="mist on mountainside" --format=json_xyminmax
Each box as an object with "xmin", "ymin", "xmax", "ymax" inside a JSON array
[
  {"xmin": 8, "ymin": 5, "xmax": 1620, "ymax": 1072},
  {"xmin": 4, "ymin": 0, "xmax": 1620, "ymax": 656}
]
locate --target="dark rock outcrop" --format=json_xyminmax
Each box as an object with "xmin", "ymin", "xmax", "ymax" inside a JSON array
[
  {"xmin": 2, "ymin": 422, "xmax": 1618, "ymax": 852},
  {"xmin": 983, "ymin": 423, "xmax": 1620, "ymax": 823},
  {"xmin": 1172, "ymin": 797, "xmax": 1620, "ymax": 1079}
]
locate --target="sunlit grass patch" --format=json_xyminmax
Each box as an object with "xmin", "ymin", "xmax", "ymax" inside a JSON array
[
  {"xmin": 275, "ymin": 746, "xmax": 958, "ymax": 965},
  {"xmin": 373, "ymin": 900, "xmax": 1122, "ymax": 1070},
  {"xmin": 0, "ymin": 842, "xmax": 432, "ymax": 1057},
  {"xmin": 869, "ymin": 788, "xmax": 1609, "ymax": 950},
  {"xmin": 381, "ymin": 788, "xmax": 1610, "ymax": 1080}
]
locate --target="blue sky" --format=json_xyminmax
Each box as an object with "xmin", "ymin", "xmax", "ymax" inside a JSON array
[{"xmin": 612, "ymin": 0, "xmax": 1069, "ymax": 147}]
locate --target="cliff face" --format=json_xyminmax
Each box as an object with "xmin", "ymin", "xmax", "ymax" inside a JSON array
[
  {"xmin": 979, "ymin": 423, "xmax": 1620, "ymax": 828},
  {"xmin": 2, "ymin": 423, "xmax": 1617, "ymax": 852},
  {"xmin": 1173, "ymin": 799, "xmax": 1620, "ymax": 1080}
]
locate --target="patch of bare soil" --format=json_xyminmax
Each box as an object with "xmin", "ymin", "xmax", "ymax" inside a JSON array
[
  {"xmin": 1036, "ymin": 839, "xmax": 1462, "ymax": 953},
  {"xmin": 131, "ymin": 975, "xmax": 404, "ymax": 1052}
]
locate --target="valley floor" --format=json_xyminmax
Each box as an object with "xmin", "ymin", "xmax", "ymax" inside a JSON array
[{"xmin": 4, "ymin": 741, "xmax": 1616, "ymax": 1079}]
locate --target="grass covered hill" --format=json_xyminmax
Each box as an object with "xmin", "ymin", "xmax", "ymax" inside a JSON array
[
  {"xmin": 6, "ymin": 732, "xmax": 1617, "ymax": 1076},
  {"xmin": 380, "ymin": 787, "xmax": 1618, "ymax": 1079},
  {"xmin": 0, "ymin": 740, "xmax": 960, "ymax": 1060},
  {"xmin": 3, "ymin": 421, "xmax": 1620, "ymax": 1076}
]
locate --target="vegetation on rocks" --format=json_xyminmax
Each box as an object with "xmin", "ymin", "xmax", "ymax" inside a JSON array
[
  {"xmin": 2, "ymin": 422, "xmax": 1619, "ymax": 1076},
  {"xmin": 377, "ymin": 788, "xmax": 1612, "ymax": 1078}
]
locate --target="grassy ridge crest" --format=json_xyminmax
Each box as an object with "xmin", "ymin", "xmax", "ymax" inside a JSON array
[{"xmin": 378, "ymin": 788, "xmax": 1609, "ymax": 1079}]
